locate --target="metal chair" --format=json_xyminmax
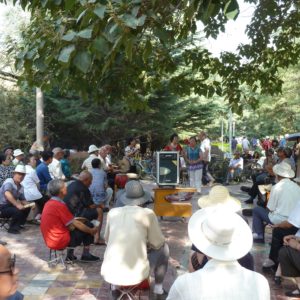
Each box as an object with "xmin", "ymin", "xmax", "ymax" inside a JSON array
[
  {"xmin": 48, "ymin": 247, "xmax": 74, "ymax": 270},
  {"xmin": 110, "ymin": 279, "xmax": 150, "ymax": 300}
]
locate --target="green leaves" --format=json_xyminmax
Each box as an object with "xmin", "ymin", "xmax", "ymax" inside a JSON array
[
  {"xmin": 77, "ymin": 28, "xmax": 93, "ymax": 39},
  {"xmin": 58, "ymin": 45, "xmax": 75, "ymax": 63},
  {"xmin": 93, "ymin": 4, "xmax": 106, "ymax": 19},
  {"xmin": 73, "ymin": 51, "xmax": 91, "ymax": 73},
  {"xmin": 224, "ymin": 0, "xmax": 239, "ymax": 20},
  {"xmin": 121, "ymin": 14, "xmax": 147, "ymax": 29}
]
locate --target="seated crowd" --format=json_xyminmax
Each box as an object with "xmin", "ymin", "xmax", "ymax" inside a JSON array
[{"xmin": 1, "ymin": 136, "xmax": 300, "ymax": 300}]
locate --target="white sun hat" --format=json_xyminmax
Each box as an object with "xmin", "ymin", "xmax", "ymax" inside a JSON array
[
  {"xmin": 273, "ymin": 161, "xmax": 295, "ymax": 178},
  {"xmin": 88, "ymin": 144, "xmax": 99, "ymax": 154},
  {"xmin": 13, "ymin": 149, "xmax": 24, "ymax": 157},
  {"xmin": 198, "ymin": 185, "xmax": 241, "ymax": 212},
  {"xmin": 13, "ymin": 164, "xmax": 26, "ymax": 174},
  {"xmin": 188, "ymin": 207, "xmax": 253, "ymax": 261}
]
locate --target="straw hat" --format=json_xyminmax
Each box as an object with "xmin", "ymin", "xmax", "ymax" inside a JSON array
[
  {"xmin": 13, "ymin": 149, "xmax": 24, "ymax": 157},
  {"xmin": 120, "ymin": 181, "xmax": 151, "ymax": 206},
  {"xmin": 88, "ymin": 145, "xmax": 99, "ymax": 154},
  {"xmin": 13, "ymin": 164, "xmax": 26, "ymax": 174},
  {"xmin": 188, "ymin": 207, "xmax": 252, "ymax": 261},
  {"xmin": 198, "ymin": 185, "xmax": 241, "ymax": 212},
  {"xmin": 273, "ymin": 161, "xmax": 295, "ymax": 178}
]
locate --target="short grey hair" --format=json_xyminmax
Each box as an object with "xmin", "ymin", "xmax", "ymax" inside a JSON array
[{"xmin": 47, "ymin": 179, "xmax": 65, "ymax": 197}]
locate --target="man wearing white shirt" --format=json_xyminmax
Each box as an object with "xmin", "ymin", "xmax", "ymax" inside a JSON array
[
  {"xmin": 81, "ymin": 145, "xmax": 99, "ymax": 171},
  {"xmin": 167, "ymin": 209, "xmax": 269, "ymax": 300},
  {"xmin": 48, "ymin": 148, "xmax": 65, "ymax": 180},
  {"xmin": 225, "ymin": 151, "xmax": 243, "ymax": 184},
  {"xmin": 242, "ymin": 136, "xmax": 250, "ymax": 153},
  {"xmin": 252, "ymin": 162, "xmax": 300, "ymax": 243}
]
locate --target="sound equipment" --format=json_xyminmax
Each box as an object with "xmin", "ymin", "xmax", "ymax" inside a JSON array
[{"xmin": 156, "ymin": 151, "xmax": 179, "ymax": 186}]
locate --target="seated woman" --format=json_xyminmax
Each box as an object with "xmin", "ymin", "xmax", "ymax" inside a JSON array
[
  {"xmin": 0, "ymin": 153, "xmax": 14, "ymax": 187},
  {"xmin": 21, "ymin": 154, "xmax": 44, "ymax": 224}
]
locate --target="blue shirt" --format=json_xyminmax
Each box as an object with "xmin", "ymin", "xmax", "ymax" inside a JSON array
[
  {"xmin": 89, "ymin": 168, "xmax": 107, "ymax": 205},
  {"xmin": 36, "ymin": 162, "xmax": 52, "ymax": 191}
]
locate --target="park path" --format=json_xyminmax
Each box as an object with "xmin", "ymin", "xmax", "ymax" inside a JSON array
[{"xmin": 0, "ymin": 180, "xmax": 294, "ymax": 299}]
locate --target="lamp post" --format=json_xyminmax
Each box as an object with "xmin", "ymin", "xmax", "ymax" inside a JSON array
[{"xmin": 36, "ymin": 88, "xmax": 44, "ymax": 150}]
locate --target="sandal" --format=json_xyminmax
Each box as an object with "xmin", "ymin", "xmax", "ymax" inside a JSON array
[{"xmin": 285, "ymin": 289, "xmax": 300, "ymax": 298}]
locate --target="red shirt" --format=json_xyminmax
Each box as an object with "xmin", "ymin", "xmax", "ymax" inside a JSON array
[
  {"xmin": 164, "ymin": 144, "xmax": 183, "ymax": 152},
  {"xmin": 40, "ymin": 198, "xmax": 74, "ymax": 250}
]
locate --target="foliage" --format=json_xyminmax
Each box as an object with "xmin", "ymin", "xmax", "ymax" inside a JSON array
[
  {"xmin": 2, "ymin": 0, "xmax": 299, "ymax": 112},
  {"xmin": 0, "ymin": 85, "xmax": 35, "ymax": 150}
]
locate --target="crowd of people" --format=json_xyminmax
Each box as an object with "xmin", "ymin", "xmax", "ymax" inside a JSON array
[{"xmin": 0, "ymin": 131, "xmax": 300, "ymax": 299}]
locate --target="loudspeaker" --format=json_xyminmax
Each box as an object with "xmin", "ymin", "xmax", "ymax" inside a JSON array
[{"xmin": 156, "ymin": 151, "xmax": 179, "ymax": 186}]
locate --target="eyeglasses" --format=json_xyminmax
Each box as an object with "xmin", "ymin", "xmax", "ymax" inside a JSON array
[{"xmin": 0, "ymin": 254, "xmax": 16, "ymax": 275}]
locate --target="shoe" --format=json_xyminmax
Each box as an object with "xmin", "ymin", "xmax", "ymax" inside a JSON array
[
  {"xmin": 0, "ymin": 240, "xmax": 7, "ymax": 246},
  {"xmin": 7, "ymin": 228, "xmax": 21, "ymax": 234},
  {"xmin": 241, "ymin": 186, "xmax": 251, "ymax": 193},
  {"xmin": 244, "ymin": 198, "xmax": 254, "ymax": 204},
  {"xmin": 285, "ymin": 289, "xmax": 300, "ymax": 297},
  {"xmin": 80, "ymin": 253, "xmax": 100, "ymax": 262},
  {"xmin": 102, "ymin": 207, "xmax": 110, "ymax": 213},
  {"xmin": 274, "ymin": 276, "xmax": 281, "ymax": 286},
  {"xmin": 242, "ymin": 209, "xmax": 253, "ymax": 217},
  {"xmin": 153, "ymin": 290, "xmax": 168, "ymax": 300},
  {"xmin": 262, "ymin": 258, "xmax": 275, "ymax": 268},
  {"xmin": 65, "ymin": 253, "xmax": 77, "ymax": 262}
]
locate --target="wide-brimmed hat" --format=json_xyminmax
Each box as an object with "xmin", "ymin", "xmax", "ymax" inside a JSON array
[
  {"xmin": 13, "ymin": 149, "xmax": 24, "ymax": 157},
  {"xmin": 273, "ymin": 161, "xmax": 295, "ymax": 178},
  {"xmin": 126, "ymin": 173, "xmax": 139, "ymax": 180},
  {"xmin": 13, "ymin": 164, "xmax": 26, "ymax": 174},
  {"xmin": 88, "ymin": 145, "xmax": 99, "ymax": 154},
  {"xmin": 198, "ymin": 185, "xmax": 241, "ymax": 212},
  {"xmin": 120, "ymin": 181, "xmax": 151, "ymax": 206},
  {"xmin": 188, "ymin": 207, "xmax": 252, "ymax": 261}
]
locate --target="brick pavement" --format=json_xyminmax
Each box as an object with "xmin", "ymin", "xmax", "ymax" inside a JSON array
[{"xmin": 0, "ymin": 180, "xmax": 296, "ymax": 299}]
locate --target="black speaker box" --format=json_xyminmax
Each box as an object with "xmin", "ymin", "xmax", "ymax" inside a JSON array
[{"xmin": 156, "ymin": 151, "xmax": 179, "ymax": 186}]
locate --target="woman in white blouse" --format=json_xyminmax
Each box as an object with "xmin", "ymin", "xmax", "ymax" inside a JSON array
[{"xmin": 21, "ymin": 154, "xmax": 43, "ymax": 223}]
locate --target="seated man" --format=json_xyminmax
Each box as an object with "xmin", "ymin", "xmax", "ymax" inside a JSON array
[
  {"xmin": 0, "ymin": 245, "xmax": 24, "ymax": 300},
  {"xmin": 252, "ymin": 162, "xmax": 300, "ymax": 243},
  {"xmin": 242, "ymin": 148, "xmax": 277, "ymax": 204},
  {"xmin": 64, "ymin": 171, "xmax": 104, "ymax": 245},
  {"xmin": 36, "ymin": 151, "xmax": 53, "ymax": 194},
  {"xmin": 81, "ymin": 145, "xmax": 99, "ymax": 171},
  {"xmin": 40, "ymin": 179, "xmax": 99, "ymax": 262},
  {"xmin": 12, "ymin": 150, "xmax": 24, "ymax": 166},
  {"xmin": 225, "ymin": 151, "xmax": 243, "ymax": 184},
  {"xmin": 278, "ymin": 234, "xmax": 300, "ymax": 297},
  {"xmin": 167, "ymin": 209, "xmax": 270, "ymax": 300},
  {"xmin": 101, "ymin": 180, "xmax": 169, "ymax": 300},
  {"xmin": 48, "ymin": 147, "xmax": 65, "ymax": 180},
  {"xmin": 0, "ymin": 165, "xmax": 31, "ymax": 234},
  {"xmin": 89, "ymin": 159, "xmax": 113, "ymax": 211}
]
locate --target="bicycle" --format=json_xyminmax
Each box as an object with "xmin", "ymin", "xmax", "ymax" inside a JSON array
[{"xmin": 135, "ymin": 158, "xmax": 157, "ymax": 180}]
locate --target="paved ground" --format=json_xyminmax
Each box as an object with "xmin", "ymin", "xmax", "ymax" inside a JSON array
[{"xmin": 0, "ymin": 180, "xmax": 296, "ymax": 299}]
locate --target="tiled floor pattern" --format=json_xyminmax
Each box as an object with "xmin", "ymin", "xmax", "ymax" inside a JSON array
[{"xmin": 0, "ymin": 181, "xmax": 296, "ymax": 299}]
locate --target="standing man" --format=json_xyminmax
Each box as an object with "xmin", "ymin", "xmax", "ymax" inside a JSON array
[
  {"xmin": 242, "ymin": 136, "xmax": 250, "ymax": 153},
  {"xmin": 231, "ymin": 136, "xmax": 238, "ymax": 152},
  {"xmin": 198, "ymin": 131, "xmax": 213, "ymax": 186}
]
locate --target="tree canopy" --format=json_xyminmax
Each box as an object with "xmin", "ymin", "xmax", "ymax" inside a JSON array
[{"xmin": 1, "ymin": 0, "xmax": 299, "ymax": 112}]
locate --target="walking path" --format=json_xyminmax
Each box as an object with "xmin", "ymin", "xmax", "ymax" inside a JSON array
[{"xmin": 0, "ymin": 180, "xmax": 295, "ymax": 299}]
